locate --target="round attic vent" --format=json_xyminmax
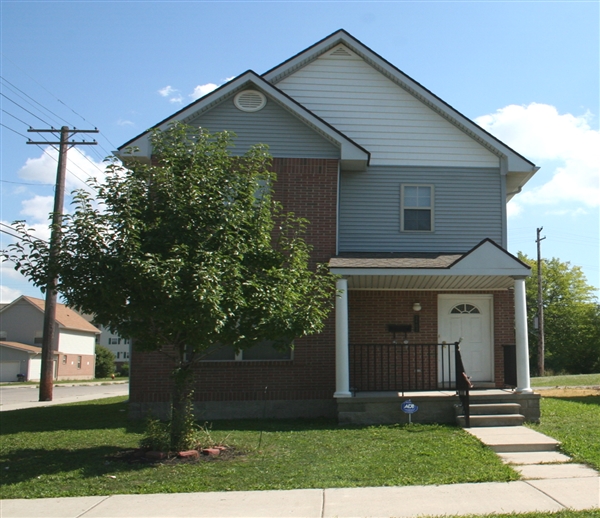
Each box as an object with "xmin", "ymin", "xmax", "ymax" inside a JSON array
[{"xmin": 234, "ymin": 90, "xmax": 266, "ymax": 112}]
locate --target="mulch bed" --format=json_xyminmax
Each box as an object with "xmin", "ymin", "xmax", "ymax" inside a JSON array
[{"xmin": 109, "ymin": 446, "xmax": 246, "ymax": 465}]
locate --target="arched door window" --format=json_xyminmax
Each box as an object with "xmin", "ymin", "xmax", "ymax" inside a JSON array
[{"xmin": 450, "ymin": 304, "xmax": 480, "ymax": 315}]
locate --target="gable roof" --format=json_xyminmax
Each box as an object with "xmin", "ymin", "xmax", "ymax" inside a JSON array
[
  {"xmin": 263, "ymin": 29, "xmax": 538, "ymax": 196},
  {"xmin": 329, "ymin": 238, "xmax": 530, "ymax": 290},
  {"xmin": 0, "ymin": 341, "xmax": 44, "ymax": 355},
  {"xmin": 1, "ymin": 296, "xmax": 100, "ymax": 334},
  {"xmin": 118, "ymin": 71, "xmax": 370, "ymax": 171}
]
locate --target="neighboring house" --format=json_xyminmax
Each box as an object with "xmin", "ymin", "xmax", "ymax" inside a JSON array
[
  {"xmin": 118, "ymin": 30, "xmax": 539, "ymax": 423},
  {"xmin": 0, "ymin": 342, "xmax": 43, "ymax": 382},
  {"xmin": 97, "ymin": 327, "xmax": 131, "ymax": 368},
  {"xmin": 0, "ymin": 296, "xmax": 99, "ymax": 381},
  {"xmin": 80, "ymin": 314, "xmax": 131, "ymax": 369}
]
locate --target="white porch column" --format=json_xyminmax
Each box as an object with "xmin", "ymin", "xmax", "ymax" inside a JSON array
[
  {"xmin": 334, "ymin": 277, "xmax": 352, "ymax": 398},
  {"xmin": 514, "ymin": 276, "xmax": 532, "ymax": 393}
]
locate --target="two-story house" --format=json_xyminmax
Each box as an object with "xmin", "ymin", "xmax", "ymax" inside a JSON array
[
  {"xmin": 119, "ymin": 30, "xmax": 540, "ymax": 424},
  {"xmin": 0, "ymin": 296, "xmax": 99, "ymax": 381}
]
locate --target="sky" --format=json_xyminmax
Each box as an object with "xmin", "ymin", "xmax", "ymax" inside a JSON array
[{"xmin": 1, "ymin": 0, "xmax": 598, "ymax": 303}]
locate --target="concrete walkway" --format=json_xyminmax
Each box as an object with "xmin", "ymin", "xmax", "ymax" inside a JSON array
[{"xmin": 2, "ymin": 426, "xmax": 598, "ymax": 518}]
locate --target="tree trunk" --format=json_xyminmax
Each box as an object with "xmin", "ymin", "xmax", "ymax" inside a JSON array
[{"xmin": 170, "ymin": 357, "xmax": 195, "ymax": 451}]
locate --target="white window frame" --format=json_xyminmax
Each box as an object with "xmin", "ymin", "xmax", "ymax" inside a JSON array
[{"xmin": 400, "ymin": 184, "xmax": 435, "ymax": 232}]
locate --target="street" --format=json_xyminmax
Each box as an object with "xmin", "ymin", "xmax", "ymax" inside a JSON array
[{"xmin": 0, "ymin": 382, "xmax": 129, "ymax": 411}]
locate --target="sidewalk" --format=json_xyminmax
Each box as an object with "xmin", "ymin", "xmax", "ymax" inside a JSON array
[{"xmin": 1, "ymin": 426, "xmax": 598, "ymax": 518}]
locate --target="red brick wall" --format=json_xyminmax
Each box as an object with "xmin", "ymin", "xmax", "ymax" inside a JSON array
[
  {"xmin": 56, "ymin": 353, "xmax": 95, "ymax": 380},
  {"xmin": 129, "ymin": 158, "xmax": 339, "ymax": 405},
  {"xmin": 348, "ymin": 290, "xmax": 515, "ymax": 388}
]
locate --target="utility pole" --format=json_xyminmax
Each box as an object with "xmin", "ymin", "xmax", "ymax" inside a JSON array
[
  {"xmin": 536, "ymin": 227, "xmax": 546, "ymax": 377},
  {"xmin": 27, "ymin": 126, "xmax": 98, "ymax": 401}
]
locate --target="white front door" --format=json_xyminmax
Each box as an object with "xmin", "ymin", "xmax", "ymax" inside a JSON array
[{"xmin": 438, "ymin": 295, "xmax": 493, "ymax": 383}]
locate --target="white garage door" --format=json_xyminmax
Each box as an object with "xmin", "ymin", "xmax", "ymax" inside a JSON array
[{"xmin": 0, "ymin": 361, "xmax": 21, "ymax": 382}]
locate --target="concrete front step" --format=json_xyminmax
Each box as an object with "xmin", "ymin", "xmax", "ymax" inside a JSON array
[
  {"xmin": 457, "ymin": 413, "xmax": 525, "ymax": 427},
  {"xmin": 467, "ymin": 403, "xmax": 522, "ymax": 415}
]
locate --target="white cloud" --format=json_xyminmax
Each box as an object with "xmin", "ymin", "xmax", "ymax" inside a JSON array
[
  {"xmin": 117, "ymin": 119, "xmax": 135, "ymax": 127},
  {"xmin": 190, "ymin": 83, "xmax": 219, "ymax": 100},
  {"xmin": 20, "ymin": 195, "xmax": 54, "ymax": 224},
  {"xmin": 158, "ymin": 85, "xmax": 177, "ymax": 97},
  {"xmin": 18, "ymin": 147, "xmax": 107, "ymax": 193},
  {"xmin": 506, "ymin": 200, "xmax": 522, "ymax": 218},
  {"xmin": 476, "ymin": 103, "xmax": 600, "ymax": 213},
  {"xmin": 169, "ymin": 95, "xmax": 184, "ymax": 104},
  {"xmin": 0, "ymin": 285, "xmax": 21, "ymax": 304}
]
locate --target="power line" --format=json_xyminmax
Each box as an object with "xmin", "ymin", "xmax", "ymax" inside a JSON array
[
  {"xmin": 1, "ymin": 54, "xmax": 94, "ymax": 129},
  {"xmin": 0, "ymin": 223, "xmax": 48, "ymax": 244},
  {"xmin": 2, "ymin": 108, "xmax": 31, "ymax": 127},
  {"xmin": 0, "ymin": 92, "xmax": 52, "ymax": 127},
  {"xmin": 31, "ymin": 143, "xmax": 98, "ymax": 191},
  {"xmin": 0, "ymin": 179, "xmax": 54, "ymax": 186},
  {"xmin": 1, "ymin": 75, "xmax": 73, "ymax": 128},
  {"xmin": 0, "ymin": 63, "xmax": 119, "ymax": 152},
  {"xmin": 0, "ymin": 122, "xmax": 29, "ymax": 139}
]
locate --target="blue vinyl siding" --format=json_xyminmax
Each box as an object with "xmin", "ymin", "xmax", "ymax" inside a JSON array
[
  {"xmin": 186, "ymin": 95, "xmax": 340, "ymax": 159},
  {"xmin": 339, "ymin": 166, "xmax": 503, "ymax": 252}
]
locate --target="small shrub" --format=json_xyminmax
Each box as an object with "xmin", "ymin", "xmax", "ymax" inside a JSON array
[
  {"xmin": 95, "ymin": 345, "xmax": 115, "ymax": 378},
  {"xmin": 119, "ymin": 363, "xmax": 129, "ymax": 377},
  {"xmin": 139, "ymin": 416, "xmax": 171, "ymax": 452}
]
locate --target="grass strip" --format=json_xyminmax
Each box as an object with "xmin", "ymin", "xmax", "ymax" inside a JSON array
[
  {"xmin": 528, "ymin": 394, "xmax": 600, "ymax": 470},
  {"xmin": 530, "ymin": 373, "xmax": 600, "ymax": 387},
  {"xmin": 1, "ymin": 396, "xmax": 517, "ymax": 499}
]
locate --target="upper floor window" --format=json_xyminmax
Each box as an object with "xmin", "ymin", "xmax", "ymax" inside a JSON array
[
  {"xmin": 0, "ymin": 331, "xmax": 6, "ymax": 341},
  {"xmin": 401, "ymin": 185, "xmax": 434, "ymax": 232},
  {"xmin": 34, "ymin": 331, "xmax": 43, "ymax": 345}
]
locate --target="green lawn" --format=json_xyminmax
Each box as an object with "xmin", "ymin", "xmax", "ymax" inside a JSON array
[
  {"xmin": 529, "ymin": 394, "xmax": 600, "ymax": 470},
  {"xmin": 0, "ymin": 396, "xmax": 518, "ymax": 499},
  {"xmin": 531, "ymin": 373, "xmax": 600, "ymax": 387}
]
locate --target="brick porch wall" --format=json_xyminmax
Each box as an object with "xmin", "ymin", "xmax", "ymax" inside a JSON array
[
  {"xmin": 348, "ymin": 290, "xmax": 516, "ymax": 389},
  {"xmin": 129, "ymin": 158, "xmax": 339, "ymax": 415}
]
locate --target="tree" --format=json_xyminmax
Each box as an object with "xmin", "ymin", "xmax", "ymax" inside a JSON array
[
  {"xmin": 95, "ymin": 345, "xmax": 115, "ymax": 378},
  {"xmin": 519, "ymin": 253, "xmax": 600, "ymax": 375},
  {"xmin": 4, "ymin": 123, "xmax": 335, "ymax": 449}
]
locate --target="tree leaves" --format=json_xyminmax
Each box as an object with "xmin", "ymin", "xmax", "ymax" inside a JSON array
[{"xmin": 3, "ymin": 123, "xmax": 335, "ymax": 359}]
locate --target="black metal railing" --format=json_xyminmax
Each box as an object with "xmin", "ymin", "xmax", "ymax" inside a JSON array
[
  {"xmin": 349, "ymin": 342, "xmax": 462, "ymax": 395},
  {"xmin": 455, "ymin": 344, "xmax": 473, "ymax": 428}
]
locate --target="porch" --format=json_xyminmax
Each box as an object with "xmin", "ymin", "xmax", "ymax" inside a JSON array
[
  {"xmin": 337, "ymin": 389, "xmax": 541, "ymax": 426},
  {"xmin": 329, "ymin": 240, "xmax": 538, "ymax": 426}
]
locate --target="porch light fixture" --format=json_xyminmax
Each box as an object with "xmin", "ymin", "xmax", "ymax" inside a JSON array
[{"xmin": 412, "ymin": 303, "xmax": 421, "ymax": 333}]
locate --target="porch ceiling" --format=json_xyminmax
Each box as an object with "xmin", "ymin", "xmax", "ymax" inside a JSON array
[{"xmin": 344, "ymin": 274, "xmax": 515, "ymax": 290}]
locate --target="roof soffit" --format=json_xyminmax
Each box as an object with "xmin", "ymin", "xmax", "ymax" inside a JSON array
[{"xmin": 263, "ymin": 30, "xmax": 537, "ymax": 177}]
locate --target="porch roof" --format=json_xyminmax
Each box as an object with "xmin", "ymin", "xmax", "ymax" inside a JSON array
[{"xmin": 329, "ymin": 239, "xmax": 531, "ymax": 290}]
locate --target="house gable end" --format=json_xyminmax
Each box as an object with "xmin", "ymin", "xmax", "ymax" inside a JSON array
[
  {"xmin": 117, "ymin": 71, "xmax": 369, "ymax": 171},
  {"xmin": 264, "ymin": 30, "xmax": 537, "ymax": 183}
]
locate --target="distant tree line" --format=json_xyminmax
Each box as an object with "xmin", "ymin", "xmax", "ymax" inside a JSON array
[{"xmin": 519, "ymin": 253, "xmax": 600, "ymax": 375}]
